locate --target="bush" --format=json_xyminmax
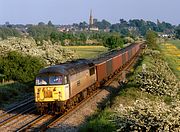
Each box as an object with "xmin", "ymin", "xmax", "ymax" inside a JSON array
[
  {"xmin": 145, "ymin": 30, "xmax": 158, "ymax": 50},
  {"xmin": 104, "ymin": 35, "xmax": 124, "ymax": 50},
  {"xmin": 0, "ymin": 51, "xmax": 45, "ymax": 83}
]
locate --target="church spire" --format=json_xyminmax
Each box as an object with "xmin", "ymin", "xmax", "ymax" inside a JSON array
[{"xmin": 89, "ymin": 9, "xmax": 93, "ymax": 27}]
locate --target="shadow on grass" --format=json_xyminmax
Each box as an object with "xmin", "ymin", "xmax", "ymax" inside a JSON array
[{"xmin": 0, "ymin": 82, "xmax": 34, "ymax": 108}]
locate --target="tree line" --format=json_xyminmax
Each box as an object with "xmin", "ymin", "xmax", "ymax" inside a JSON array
[{"xmin": 0, "ymin": 27, "xmax": 21, "ymax": 39}]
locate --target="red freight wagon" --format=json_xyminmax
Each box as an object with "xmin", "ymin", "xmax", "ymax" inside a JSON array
[
  {"xmin": 128, "ymin": 48, "xmax": 132, "ymax": 61},
  {"xmin": 96, "ymin": 61, "xmax": 107, "ymax": 83},
  {"xmin": 122, "ymin": 52, "xmax": 126, "ymax": 65},
  {"xmin": 106, "ymin": 59, "xmax": 113, "ymax": 77},
  {"xmin": 132, "ymin": 46, "xmax": 136, "ymax": 56},
  {"xmin": 125, "ymin": 51, "xmax": 129, "ymax": 62},
  {"xmin": 112, "ymin": 54, "xmax": 122, "ymax": 73},
  {"xmin": 135, "ymin": 44, "xmax": 140, "ymax": 53}
]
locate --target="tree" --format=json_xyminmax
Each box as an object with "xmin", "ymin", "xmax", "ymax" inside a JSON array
[
  {"xmin": 175, "ymin": 25, "xmax": 180, "ymax": 39},
  {"xmin": 145, "ymin": 30, "xmax": 158, "ymax": 49},
  {"xmin": 94, "ymin": 19, "xmax": 111, "ymax": 29},
  {"xmin": 0, "ymin": 51, "xmax": 44, "ymax": 83},
  {"xmin": 0, "ymin": 27, "xmax": 21, "ymax": 40},
  {"xmin": 38, "ymin": 22, "xmax": 45, "ymax": 26},
  {"xmin": 48, "ymin": 20, "xmax": 54, "ymax": 27},
  {"xmin": 79, "ymin": 33, "xmax": 87, "ymax": 42},
  {"xmin": 104, "ymin": 35, "xmax": 124, "ymax": 50},
  {"xmin": 79, "ymin": 21, "xmax": 88, "ymax": 29}
]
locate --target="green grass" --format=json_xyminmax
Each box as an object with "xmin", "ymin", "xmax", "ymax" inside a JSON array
[
  {"xmin": 0, "ymin": 82, "xmax": 33, "ymax": 107},
  {"xmin": 159, "ymin": 42, "xmax": 180, "ymax": 80},
  {"xmin": 168, "ymin": 40, "xmax": 180, "ymax": 49},
  {"xmin": 63, "ymin": 46, "xmax": 108, "ymax": 59},
  {"xmin": 79, "ymin": 110, "xmax": 116, "ymax": 132}
]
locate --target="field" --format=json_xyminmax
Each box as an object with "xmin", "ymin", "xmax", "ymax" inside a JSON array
[
  {"xmin": 63, "ymin": 46, "xmax": 108, "ymax": 59},
  {"xmin": 160, "ymin": 40, "xmax": 180, "ymax": 79},
  {"xmin": 168, "ymin": 40, "xmax": 180, "ymax": 49}
]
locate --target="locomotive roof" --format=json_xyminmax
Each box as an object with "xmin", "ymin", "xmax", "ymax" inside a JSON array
[
  {"xmin": 93, "ymin": 43, "xmax": 138, "ymax": 64},
  {"xmin": 39, "ymin": 59, "xmax": 94, "ymax": 76}
]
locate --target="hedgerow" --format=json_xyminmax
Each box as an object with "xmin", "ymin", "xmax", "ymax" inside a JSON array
[{"xmin": 0, "ymin": 51, "xmax": 45, "ymax": 83}]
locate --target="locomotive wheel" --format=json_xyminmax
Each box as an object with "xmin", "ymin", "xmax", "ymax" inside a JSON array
[
  {"xmin": 66, "ymin": 99, "xmax": 73, "ymax": 109},
  {"xmin": 82, "ymin": 89, "xmax": 87, "ymax": 99}
]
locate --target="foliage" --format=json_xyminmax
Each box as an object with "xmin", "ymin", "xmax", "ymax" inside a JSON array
[
  {"xmin": 145, "ymin": 30, "xmax": 158, "ymax": 49},
  {"xmin": 94, "ymin": 19, "xmax": 111, "ymax": 29},
  {"xmin": 47, "ymin": 20, "xmax": 54, "ymax": 27},
  {"xmin": 27, "ymin": 25, "xmax": 57, "ymax": 44},
  {"xmin": 104, "ymin": 35, "xmax": 124, "ymax": 49},
  {"xmin": 0, "ymin": 51, "xmax": 45, "ymax": 83},
  {"xmin": 110, "ymin": 19, "xmax": 174, "ymax": 37},
  {"xmin": 175, "ymin": 25, "xmax": 180, "ymax": 39},
  {"xmin": 0, "ymin": 27, "xmax": 21, "ymax": 39},
  {"xmin": 27, "ymin": 24, "xmax": 118, "ymax": 46},
  {"xmin": 79, "ymin": 111, "xmax": 116, "ymax": 132}
]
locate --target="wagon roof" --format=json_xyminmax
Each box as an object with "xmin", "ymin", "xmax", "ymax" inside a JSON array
[
  {"xmin": 93, "ymin": 43, "xmax": 137, "ymax": 64},
  {"xmin": 39, "ymin": 59, "xmax": 94, "ymax": 75}
]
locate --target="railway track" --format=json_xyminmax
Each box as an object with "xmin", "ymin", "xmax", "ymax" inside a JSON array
[
  {"xmin": 0, "ymin": 96, "xmax": 34, "ymax": 119},
  {"xmin": 0, "ymin": 98, "xmax": 35, "ymax": 122},
  {"xmin": 16, "ymin": 89, "xmax": 103, "ymax": 132},
  {"xmin": 0, "ymin": 97, "xmax": 36, "ymax": 131},
  {"xmin": 16, "ymin": 48, "xmax": 142, "ymax": 131},
  {"xmin": 0, "ymin": 105, "xmax": 35, "ymax": 127}
]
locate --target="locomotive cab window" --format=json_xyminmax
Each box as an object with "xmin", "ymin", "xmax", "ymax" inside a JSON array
[
  {"xmin": 89, "ymin": 67, "xmax": 95, "ymax": 76},
  {"xmin": 49, "ymin": 76, "xmax": 63, "ymax": 85},
  {"xmin": 36, "ymin": 76, "xmax": 48, "ymax": 85}
]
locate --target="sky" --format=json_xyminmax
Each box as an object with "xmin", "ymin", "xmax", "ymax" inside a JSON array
[{"xmin": 0, "ymin": 0, "xmax": 179, "ymax": 25}]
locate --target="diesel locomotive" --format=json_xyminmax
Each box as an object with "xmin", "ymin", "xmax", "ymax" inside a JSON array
[{"xmin": 34, "ymin": 43, "xmax": 141, "ymax": 114}]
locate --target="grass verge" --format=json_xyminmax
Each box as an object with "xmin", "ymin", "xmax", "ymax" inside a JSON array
[{"xmin": 0, "ymin": 82, "xmax": 33, "ymax": 108}]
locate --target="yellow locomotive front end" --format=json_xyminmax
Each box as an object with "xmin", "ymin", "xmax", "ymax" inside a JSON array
[
  {"xmin": 34, "ymin": 75, "xmax": 69, "ymax": 114},
  {"xmin": 34, "ymin": 59, "xmax": 96, "ymax": 114}
]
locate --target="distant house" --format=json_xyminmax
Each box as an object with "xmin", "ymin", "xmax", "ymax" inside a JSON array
[{"xmin": 158, "ymin": 33, "xmax": 174, "ymax": 38}]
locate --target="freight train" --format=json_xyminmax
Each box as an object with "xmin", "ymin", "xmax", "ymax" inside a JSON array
[{"xmin": 34, "ymin": 43, "xmax": 141, "ymax": 114}]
